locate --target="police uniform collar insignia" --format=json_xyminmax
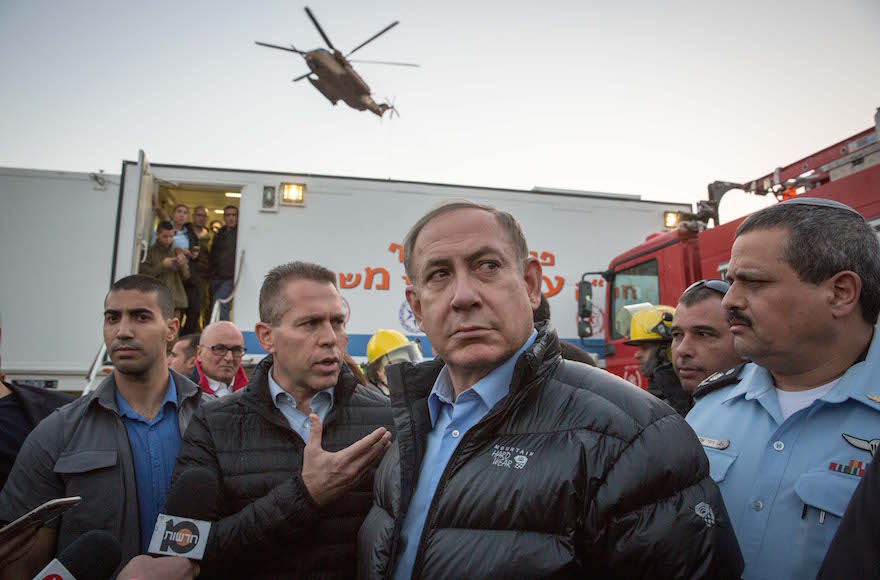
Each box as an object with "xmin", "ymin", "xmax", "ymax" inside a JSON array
[
  {"xmin": 692, "ymin": 363, "xmax": 746, "ymax": 399},
  {"xmin": 867, "ymin": 395, "xmax": 880, "ymax": 403},
  {"xmin": 842, "ymin": 433, "xmax": 880, "ymax": 457},
  {"xmin": 698, "ymin": 435, "xmax": 730, "ymax": 450}
]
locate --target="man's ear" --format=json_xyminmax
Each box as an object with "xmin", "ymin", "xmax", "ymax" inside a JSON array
[
  {"xmin": 186, "ymin": 354, "xmax": 198, "ymax": 369},
  {"xmin": 254, "ymin": 322, "xmax": 276, "ymax": 355},
  {"xmin": 827, "ymin": 270, "xmax": 861, "ymax": 319},
  {"xmin": 523, "ymin": 258, "xmax": 543, "ymax": 309},
  {"xmin": 166, "ymin": 317, "xmax": 180, "ymax": 343},
  {"xmin": 405, "ymin": 285, "xmax": 426, "ymax": 333}
]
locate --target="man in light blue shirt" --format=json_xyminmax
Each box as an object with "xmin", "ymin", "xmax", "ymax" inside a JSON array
[
  {"xmin": 687, "ymin": 198, "xmax": 880, "ymax": 579},
  {"xmin": 358, "ymin": 201, "xmax": 742, "ymax": 579},
  {"xmin": 393, "ymin": 329, "xmax": 536, "ymax": 578}
]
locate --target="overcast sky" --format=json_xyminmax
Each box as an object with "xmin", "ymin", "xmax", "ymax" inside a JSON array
[{"xmin": 1, "ymin": 0, "xmax": 878, "ymax": 221}]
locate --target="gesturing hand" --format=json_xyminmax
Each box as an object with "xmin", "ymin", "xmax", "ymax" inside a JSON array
[{"xmin": 301, "ymin": 414, "xmax": 392, "ymax": 507}]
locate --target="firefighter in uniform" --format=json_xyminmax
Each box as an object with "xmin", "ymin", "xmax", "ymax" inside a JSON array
[
  {"xmin": 624, "ymin": 304, "xmax": 691, "ymax": 416},
  {"xmin": 365, "ymin": 329, "xmax": 424, "ymax": 395},
  {"xmin": 686, "ymin": 197, "xmax": 880, "ymax": 579}
]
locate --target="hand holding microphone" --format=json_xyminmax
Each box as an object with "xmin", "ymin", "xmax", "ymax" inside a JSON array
[{"xmin": 116, "ymin": 554, "xmax": 199, "ymax": 580}]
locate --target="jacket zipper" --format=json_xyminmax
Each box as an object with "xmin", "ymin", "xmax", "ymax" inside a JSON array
[
  {"xmin": 406, "ymin": 391, "xmax": 518, "ymax": 579},
  {"xmin": 388, "ymin": 350, "xmax": 551, "ymax": 579}
]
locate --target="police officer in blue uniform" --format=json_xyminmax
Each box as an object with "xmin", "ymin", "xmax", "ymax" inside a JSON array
[{"xmin": 687, "ymin": 197, "xmax": 880, "ymax": 580}]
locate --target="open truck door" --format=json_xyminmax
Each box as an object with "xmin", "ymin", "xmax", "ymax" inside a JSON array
[
  {"xmin": 113, "ymin": 150, "xmax": 157, "ymax": 281},
  {"xmin": 132, "ymin": 151, "xmax": 156, "ymax": 274}
]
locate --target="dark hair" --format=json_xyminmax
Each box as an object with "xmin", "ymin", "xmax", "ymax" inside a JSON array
[
  {"xmin": 179, "ymin": 333, "xmax": 200, "ymax": 359},
  {"xmin": 223, "ymin": 205, "xmax": 238, "ymax": 213},
  {"xmin": 108, "ymin": 275, "xmax": 174, "ymax": 318},
  {"xmin": 402, "ymin": 201, "xmax": 529, "ymax": 284},
  {"xmin": 736, "ymin": 202, "xmax": 880, "ymax": 324},
  {"xmin": 173, "ymin": 203, "xmax": 189, "ymax": 213},
  {"xmin": 678, "ymin": 285, "xmax": 723, "ymax": 308},
  {"xmin": 533, "ymin": 294, "xmax": 551, "ymax": 322},
  {"xmin": 259, "ymin": 261, "xmax": 338, "ymax": 325},
  {"xmin": 156, "ymin": 220, "xmax": 174, "ymax": 233}
]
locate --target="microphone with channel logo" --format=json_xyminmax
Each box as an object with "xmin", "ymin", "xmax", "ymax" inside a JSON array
[
  {"xmin": 147, "ymin": 467, "xmax": 218, "ymax": 561},
  {"xmin": 32, "ymin": 529, "xmax": 122, "ymax": 580}
]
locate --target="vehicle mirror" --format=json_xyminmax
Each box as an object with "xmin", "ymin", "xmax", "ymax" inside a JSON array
[
  {"xmin": 577, "ymin": 319, "xmax": 592, "ymax": 338},
  {"xmin": 577, "ymin": 280, "xmax": 593, "ymax": 320}
]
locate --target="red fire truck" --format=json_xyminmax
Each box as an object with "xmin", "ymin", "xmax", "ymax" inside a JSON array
[{"xmin": 577, "ymin": 108, "xmax": 880, "ymax": 387}]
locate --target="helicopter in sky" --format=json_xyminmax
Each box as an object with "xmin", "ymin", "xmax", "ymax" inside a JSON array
[{"xmin": 256, "ymin": 7, "xmax": 418, "ymax": 117}]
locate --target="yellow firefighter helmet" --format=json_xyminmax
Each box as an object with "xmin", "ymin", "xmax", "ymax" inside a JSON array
[{"xmin": 623, "ymin": 304, "xmax": 675, "ymax": 345}]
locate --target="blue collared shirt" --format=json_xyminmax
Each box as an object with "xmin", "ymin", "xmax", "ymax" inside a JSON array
[
  {"xmin": 687, "ymin": 329, "xmax": 880, "ymax": 580},
  {"xmin": 393, "ymin": 329, "xmax": 537, "ymax": 580},
  {"xmin": 268, "ymin": 366, "xmax": 334, "ymax": 443},
  {"xmin": 115, "ymin": 374, "xmax": 181, "ymax": 554},
  {"xmin": 172, "ymin": 228, "xmax": 190, "ymax": 251}
]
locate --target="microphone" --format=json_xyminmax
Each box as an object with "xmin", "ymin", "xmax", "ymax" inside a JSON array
[
  {"xmin": 147, "ymin": 467, "xmax": 218, "ymax": 560},
  {"xmin": 33, "ymin": 529, "xmax": 121, "ymax": 580}
]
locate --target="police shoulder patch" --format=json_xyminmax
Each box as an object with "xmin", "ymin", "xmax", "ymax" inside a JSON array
[{"xmin": 692, "ymin": 363, "xmax": 746, "ymax": 400}]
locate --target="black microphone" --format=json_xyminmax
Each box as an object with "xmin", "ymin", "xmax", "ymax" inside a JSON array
[
  {"xmin": 32, "ymin": 529, "xmax": 121, "ymax": 580},
  {"xmin": 148, "ymin": 467, "xmax": 218, "ymax": 560}
]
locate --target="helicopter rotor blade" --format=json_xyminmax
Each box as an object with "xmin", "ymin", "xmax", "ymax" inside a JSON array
[
  {"xmin": 349, "ymin": 59, "xmax": 419, "ymax": 67},
  {"xmin": 345, "ymin": 21, "xmax": 399, "ymax": 57},
  {"xmin": 255, "ymin": 41, "xmax": 305, "ymax": 55},
  {"xmin": 293, "ymin": 71, "xmax": 313, "ymax": 82},
  {"xmin": 304, "ymin": 7, "xmax": 337, "ymax": 52}
]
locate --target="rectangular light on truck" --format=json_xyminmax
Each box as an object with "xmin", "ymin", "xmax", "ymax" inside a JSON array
[
  {"xmin": 664, "ymin": 211, "xmax": 679, "ymax": 229},
  {"xmin": 281, "ymin": 183, "xmax": 305, "ymax": 205}
]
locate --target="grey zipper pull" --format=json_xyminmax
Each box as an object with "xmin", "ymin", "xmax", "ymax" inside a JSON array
[{"xmin": 819, "ymin": 510, "xmax": 826, "ymax": 524}]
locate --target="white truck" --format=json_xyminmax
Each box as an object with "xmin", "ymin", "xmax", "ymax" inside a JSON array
[{"xmin": 0, "ymin": 152, "xmax": 689, "ymax": 392}]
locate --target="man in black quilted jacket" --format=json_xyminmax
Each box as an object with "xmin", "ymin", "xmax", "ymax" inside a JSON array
[
  {"xmin": 172, "ymin": 261, "xmax": 393, "ymax": 579},
  {"xmin": 357, "ymin": 201, "xmax": 744, "ymax": 579}
]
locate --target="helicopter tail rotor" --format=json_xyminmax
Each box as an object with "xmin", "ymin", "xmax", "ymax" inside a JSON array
[{"xmin": 383, "ymin": 96, "xmax": 399, "ymax": 119}]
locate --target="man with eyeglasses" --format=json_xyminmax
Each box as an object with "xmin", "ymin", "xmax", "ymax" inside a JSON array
[
  {"xmin": 191, "ymin": 206, "xmax": 213, "ymax": 329},
  {"xmin": 671, "ymin": 279, "xmax": 745, "ymax": 396},
  {"xmin": 188, "ymin": 321, "xmax": 248, "ymax": 397},
  {"xmin": 686, "ymin": 198, "xmax": 880, "ymax": 579}
]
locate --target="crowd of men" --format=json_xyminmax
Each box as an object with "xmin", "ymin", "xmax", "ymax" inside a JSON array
[
  {"xmin": 146, "ymin": 202, "xmax": 239, "ymax": 333},
  {"xmin": 0, "ymin": 197, "xmax": 877, "ymax": 579}
]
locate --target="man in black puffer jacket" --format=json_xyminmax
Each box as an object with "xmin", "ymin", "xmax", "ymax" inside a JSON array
[
  {"xmin": 173, "ymin": 262, "xmax": 393, "ymax": 579},
  {"xmin": 358, "ymin": 201, "xmax": 743, "ymax": 579}
]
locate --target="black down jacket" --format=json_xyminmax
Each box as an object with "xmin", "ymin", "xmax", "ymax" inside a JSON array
[
  {"xmin": 172, "ymin": 354, "xmax": 393, "ymax": 579},
  {"xmin": 357, "ymin": 323, "xmax": 743, "ymax": 579}
]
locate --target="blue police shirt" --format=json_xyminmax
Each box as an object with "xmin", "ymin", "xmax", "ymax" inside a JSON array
[
  {"xmin": 687, "ymin": 330, "xmax": 880, "ymax": 579},
  {"xmin": 115, "ymin": 374, "xmax": 181, "ymax": 554},
  {"xmin": 393, "ymin": 329, "xmax": 537, "ymax": 580},
  {"xmin": 267, "ymin": 367, "xmax": 333, "ymax": 443}
]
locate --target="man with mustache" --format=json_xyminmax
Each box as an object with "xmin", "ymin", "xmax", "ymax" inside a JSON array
[
  {"xmin": 671, "ymin": 279, "xmax": 746, "ymax": 400},
  {"xmin": 0, "ymin": 275, "xmax": 209, "ymax": 578},
  {"xmin": 172, "ymin": 261, "xmax": 393, "ymax": 579},
  {"xmin": 686, "ymin": 198, "xmax": 880, "ymax": 579},
  {"xmin": 358, "ymin": 201, "xmax": 743, "ymax": 579}
]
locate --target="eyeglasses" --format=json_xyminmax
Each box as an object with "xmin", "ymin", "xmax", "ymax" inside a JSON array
[
  {"xmin": 203, "ymin": 344, "xmax": 246, "ymax": 358},
  {"xmin": 684, "ymin": 279, "xmax": 731, "ymax": 296}
]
